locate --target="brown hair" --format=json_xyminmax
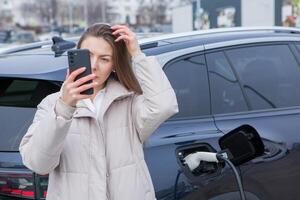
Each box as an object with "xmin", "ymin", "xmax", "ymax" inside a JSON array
[{"xmin": 77, "ymin": 23, "xmax": 142, "ymax": 94}]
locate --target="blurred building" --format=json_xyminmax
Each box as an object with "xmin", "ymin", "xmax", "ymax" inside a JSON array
[
  {"xmin": 106, "ymin": 0, "xmax": 139, "ymax": 24},
  {"xmin": 0, "ymin": 0, "xmax": 13, "ymax": 27},
  {"xmin": 0, "ymin": 0, "xmax": 46, "ymax": 27},
  {"xmin": 0, "ymin": 0, "xmax": 182, "ymax": 33},
  {"xmin": 172, "ymin": 0, "xmax": 291, "ymax": 33}
]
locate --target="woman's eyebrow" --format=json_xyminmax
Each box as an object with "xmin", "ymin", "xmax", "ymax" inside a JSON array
[
  {"xmin": 90, "ymin": 50, "xmax": 112, "ymax": 58},
  {"xmin": 91, "ymin": 52, "xmax": 112, "ymax": 57},
  {"xmin": 99, "ymin": 54, "xmax": 112, "ymax": 58}
]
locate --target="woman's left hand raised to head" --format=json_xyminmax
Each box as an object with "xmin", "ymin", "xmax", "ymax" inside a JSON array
[{"xmin": 111, "ymin": 24, "xmax": 142, "ymax": 58}]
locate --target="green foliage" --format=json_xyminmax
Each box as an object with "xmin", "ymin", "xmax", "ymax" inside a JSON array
[{"xmin": 292, "ymin": 0, "xmax": 300, "ymax": 7}]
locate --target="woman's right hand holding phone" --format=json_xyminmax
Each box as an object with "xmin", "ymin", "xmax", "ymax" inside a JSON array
[{"xmin": 60, "ymin": 67, "xmax": 98, "ymax": 107}]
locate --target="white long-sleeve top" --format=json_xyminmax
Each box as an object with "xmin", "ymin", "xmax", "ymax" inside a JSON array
[{"xmin": 83, "ymin": 88, "xmax": 106, "ymax": 118}]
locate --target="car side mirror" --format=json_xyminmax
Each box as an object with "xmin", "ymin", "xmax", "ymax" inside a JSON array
[{"xmin": 219, "ymin": 124, "xmax": 265, "ymax": 166}]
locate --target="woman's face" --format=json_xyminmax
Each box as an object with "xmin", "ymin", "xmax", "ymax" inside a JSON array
[{"xmin": 80, "ymin": 36, "xmax": 114, "ymax": 93}]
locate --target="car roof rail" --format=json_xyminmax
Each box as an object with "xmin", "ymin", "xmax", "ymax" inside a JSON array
[
  {"xmin": 139, "ymin": 26, "xmax": 300, "ymax": 44},
  {"xmin": 0, "ymin": 36, "xmax": 78, "ymax": 56},
  {"xmin": 0, "ymin": 41, "xmax": 52, "ymax": 54},
  {"xmin": 140, "ymin": 41, "xmax": 159, "ymax": 49}
]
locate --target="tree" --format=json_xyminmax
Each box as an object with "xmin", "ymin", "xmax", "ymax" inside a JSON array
[
  {"xmin": 86, "ymin": 0, "xmax": 107, "ymax": 25},
  {"xmin": 293, "ymin": 0, "xmax": 300, "ymax": 7}
]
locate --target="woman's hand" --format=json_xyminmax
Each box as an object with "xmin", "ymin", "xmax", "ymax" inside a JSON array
[
  {"xmin": 111, "ymin": 25, "xmax": 142, "ymax": 57},
  {"xmin": 60, "ymin": 67, "xmax": 98, "ymax": 107}
]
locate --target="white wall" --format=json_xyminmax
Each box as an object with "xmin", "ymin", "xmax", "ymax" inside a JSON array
[
  {"xmin": 172, "ymin": 4, "xmax": 193, "ymax": 33},
  {"xmin": 242, "ymin": 0, "xmax": 275, "ymax": 26}
]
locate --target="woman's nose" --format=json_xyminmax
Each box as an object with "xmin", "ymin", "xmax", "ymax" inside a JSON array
[{"xmin": 91, "ymin": 58, "xmax": 97, "ymax": 71}]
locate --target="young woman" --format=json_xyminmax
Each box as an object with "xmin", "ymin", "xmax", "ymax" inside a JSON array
[{"xmin": 19, "ymin": 23, "xmax": 178, "ymax": 200}]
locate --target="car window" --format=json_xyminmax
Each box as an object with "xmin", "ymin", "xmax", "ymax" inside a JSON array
[
  {"xmin": 164, "ymin": 54, "xmax": 210, "ymax": 119},
  {"xmin": 206, "ymin": 52, "xmax": 248, "ymax": 114},
  {"xmin": 0, "ymin": 78, "xmax": 61, "ymax": 151},
  {"xmin": 226, "ymin": 44, "xmax": 300, "ymax": 110},
  {"xmin": 0, "ymin": 78, "xmax": 60, "ymax": 108}
]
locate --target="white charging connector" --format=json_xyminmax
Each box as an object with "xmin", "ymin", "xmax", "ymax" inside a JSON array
[
  {"xmin": 183, "ymin": 152, "xmax": 219, "ymax": 171},
  {"xmin": 183, "ymin": 151, "xmax": 245, "ymax": 200}
]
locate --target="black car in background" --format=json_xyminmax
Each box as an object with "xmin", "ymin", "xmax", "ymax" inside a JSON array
[{"xmin": 1, "ymin": 27, "xmax": 300, "ymax": 200}]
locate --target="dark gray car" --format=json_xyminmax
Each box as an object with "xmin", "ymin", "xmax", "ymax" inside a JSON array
[{"xmin": 1, "ymin": 27, "xmax": 300, "ymax": 200}]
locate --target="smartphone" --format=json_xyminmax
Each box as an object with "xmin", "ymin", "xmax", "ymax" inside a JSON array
[{"xmin": 67, "ymin": 49, "xmax": 93, "ymax": 95}]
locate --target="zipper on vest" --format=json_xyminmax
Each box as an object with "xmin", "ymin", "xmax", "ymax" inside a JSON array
[{"xmin": 95, "ymin": 117, "xmax": 110, "ymax": 200}]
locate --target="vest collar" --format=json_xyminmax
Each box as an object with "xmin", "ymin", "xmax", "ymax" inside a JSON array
[{"xmin": 73, "ymin": 78, "xmax": 135, "ymax": 118}]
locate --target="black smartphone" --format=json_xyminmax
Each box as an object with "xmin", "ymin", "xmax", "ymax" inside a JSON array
[{"xmin": 67, "ymin": 49, "xmax": 93, "ymax": 95}]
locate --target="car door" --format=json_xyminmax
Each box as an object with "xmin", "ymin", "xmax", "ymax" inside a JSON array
[
  {"xmin": 206, "ymin": 42, "xmax": 300, "ymax": 200},
  {"xmin": 143, "ymin": 51, "xmax": 236, "ymax": 200}
]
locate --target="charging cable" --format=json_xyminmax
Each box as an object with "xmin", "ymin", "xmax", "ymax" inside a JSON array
[{"xmin": 184, "ymin": 151, "xmax": 246, "ymax": 200}]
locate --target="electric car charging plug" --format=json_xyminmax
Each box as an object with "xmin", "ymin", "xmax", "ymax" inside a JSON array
[
  {"xmin": 183, "ymin": 152, "xmax": 219, "ymax": 171},
  {"xmin": 183, "ymin": 151, "xmax": 246, "ymax": 200}
]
